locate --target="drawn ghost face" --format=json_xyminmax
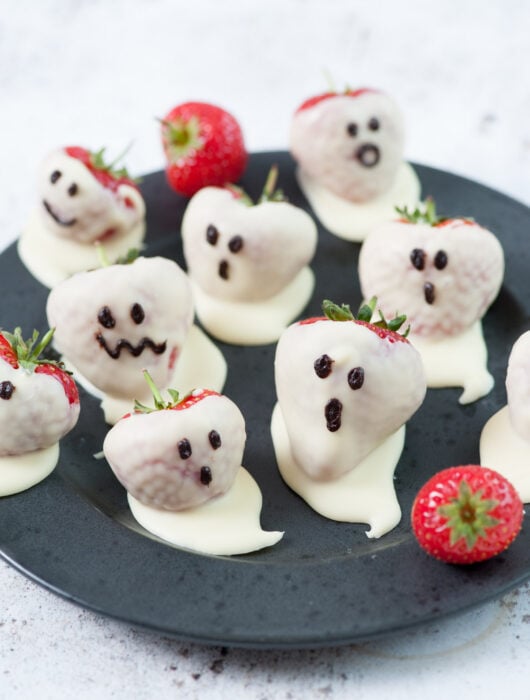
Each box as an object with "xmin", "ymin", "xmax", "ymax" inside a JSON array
[
  {"xmin": 46, "ymin": 257, "xmax": 194, "ymax": 399},
  {"xmin": 37, "ymin": 150, "xmax": 145, "ymax": 244},
  {"xmin": 359, "ymin": 220, "xmax": 505, "ymax": 339},
  {"xmin": 275, "ymin": 319, "xmax": 426, "ymax": 481},
  {"xmin": 182, "ymin": 187, "xmax": 317, "ymax": 302},
  {"xmin": 103, "ymin": 392, "xmax": 246, "ymax": 510},
  {"xmin": 290, "ymin": 91, "xmax": 405, "ymax": 203}
]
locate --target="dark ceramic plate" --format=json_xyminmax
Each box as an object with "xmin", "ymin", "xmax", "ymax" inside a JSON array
[{"xmin": 0, "ymin": 152, "xmax": 529, "ymax": 649}]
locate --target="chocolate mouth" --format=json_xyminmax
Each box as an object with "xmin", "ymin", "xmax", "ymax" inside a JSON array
[
  {"xmin": 43, "ymin": 200, "xmax": 77, "ymax": 227},
  {"xmin": 354, "ymin": 143, "xmax": 380, "ymax": 168},
  {"xmin": 219, "ymin": 260, "xmax": 229, "ymax": 280},
  {"xmin": 96, "ymin": 333, "xmax": 167, "ymax": 359},
  {"xmin": 325, "ymin": 398, "xmax": 342, "ymax": 432},
  {"xmin": 424, "ymin": 282, "xmax": 435, "ymax": 305}
]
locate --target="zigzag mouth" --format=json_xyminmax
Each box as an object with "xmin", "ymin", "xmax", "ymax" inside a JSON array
[
  {"xmin": 43, "ymin": 200, "xmax": 77, "ymax": 227},
  {"xmin": 96, "ymin": 333, "xmax": 167, "ymax": 359}
]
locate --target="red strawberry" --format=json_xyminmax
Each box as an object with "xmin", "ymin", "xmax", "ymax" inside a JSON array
[
  {"xmin": 411, "ymin": 465, "xmax": 524, "ymax": 564},
  {"xmin": 0, "ymin": 328, "xmax": 80, "ymax": 455},
  {"xmin": 160, "ymin": 102, "xmax": 247, "ymax": 197}
]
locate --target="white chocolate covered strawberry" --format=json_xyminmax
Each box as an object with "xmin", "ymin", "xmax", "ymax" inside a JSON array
[
  {"xmin": 291, "ymin": 89, "xmax": 405, "ymax": 203},
  {"xmin": 103, "ymin": 373, "xmax": 283, "ymax": 555},
  {"xmin": 289, "ymin": 87, "xmax": 420, "ymax": 241},
  {"xmin": 0, "ymin": 328, "xmax": 80, "ymax": 497},
  {"xmin": 480, "ymin": 331, "xmax": 530, "ymax": 503},
  {"xmin": 19, "ymin": 146, "xmax": 146, "ymax": 287},
  {"xmin": 272, "ymin": 300, "xmax": 425, "ymax": 537},
  {"xmin": 359, "ymin": 200, "xmax": 504, "ymax": 403},
  {"xmin": 181, "ymin": 168, "xmax": 317, "ymax": 344},
  {"xmin": 0, "ymin": 328, "xmax": 79, "ymax": 456}
]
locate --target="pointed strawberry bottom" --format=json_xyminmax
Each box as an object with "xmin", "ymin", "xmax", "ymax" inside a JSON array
[
  {"xmin": 128, "ymin": 467, "xmax": 283, "ymax": 556},
  {"xmin": 271, "ymin": 403, "xmax": 404, "ymax": 538},
  {"xmin": 0, "ymin": 443, "xmax": 59, "ymax": 496}
]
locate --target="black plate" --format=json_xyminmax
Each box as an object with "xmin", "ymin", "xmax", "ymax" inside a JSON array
[{"xmin": 1, "ymin": 152, "xmax": 529, "ymax": 649}]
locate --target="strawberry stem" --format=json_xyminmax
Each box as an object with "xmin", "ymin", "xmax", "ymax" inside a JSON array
[
  {"xmin": 437, "ymin": 480, "xmax": 499, "ymax": 550},
  {"xmin": 1, "ymin": 327, "xmax": 65, "ymax": 372},
  {"xmin": 322, "ymin": 297, "xmax": 410, "ymax": 336},
  {"xmin": 133, "ymin": 370, "xmax": 182, "ymax": 413}
]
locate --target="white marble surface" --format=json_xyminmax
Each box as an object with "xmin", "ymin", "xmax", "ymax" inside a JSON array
[{"xmin": 2, "ymin": 0, "xmax": 530, "ymax": 697}]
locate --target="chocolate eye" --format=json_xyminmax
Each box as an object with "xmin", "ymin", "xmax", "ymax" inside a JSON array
[
  {"xmin": 368, "ymin": 117, "xmax": 380, "ymax": 131},
  {"xmin": 178, "ymin": 438, "xmax": 192, "ymax": 460},
  {"xmin": 209, "ymin": 430, "xmax": 221, "ymax": 449},
  {"xmin": 130, "ymin": 302, "xmax": 145, "ymax": 324},
  {"xmin": 0, "ymin": 381, "xmax": 15, "ymax": 400},
  {"xmin": 314, "ymin": 354, "xmax": 334, "ymax": 378},
  {"xmin": 50, "ymin": 170, "xmax": 62, "ymax": 184},
  {"xmin": 434, "ymin": 250, "xmax": 448, "ymax": 270},
  {"xmin": 206, "ymin": 224, "xmax": 219, "ymax": 245},
  {"xmin": 228, "ymin": 235, "xmax": 243, "ymax": 253},
  {"xmin": 346, "ymin": 122, "xmax": 358, "ymax": 137},
  {"xmin": 68, "ymin": 183, "xmax": 78, "ymax": 196},
  {"xmin": 410, "ymin": 248, "xmax": 426, "ymax": 271},
  {"xmin": 97, "ymin": 305, "xmax": 115, "ymax": 329},
  {"xmin": 348, "ymin": 366, "xmax": 365, "ymax": 390},
  {"xmin": 200, "ymin": 466, "xmax": 212, "ymax": 486}
]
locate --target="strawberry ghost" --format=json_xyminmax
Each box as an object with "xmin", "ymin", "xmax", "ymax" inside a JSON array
[
  {"xmin": 359, "ymin": 199, "xmax": 504, "ymax": 403},
  {"xmin": 0, "ymin": 328, "xmax": 80, "ymax": 496},
  {"xmin": 103, "ymin": 374, "xmax": 283, "ymax": 555},
  {"xmin": 46, "ymin": 255, "xmax": 226, "ymax": 424},
  {"xmin": 480, "ymin": 331, "xmax": 530, "ymax": 502},
  {"xmin": 272, "ymin": 300, "xmax": 426, "ymax": 537},
  {"xmin": 289, "ymin": 88, "xmax": 420, "ymax": 241},
  {"xmin": 19, "ymin": 146, "xmax": 146, "ymax": 288},
  {"xmin": 181, "ymin": 167, "xmax": 317, "ymax": 345}
]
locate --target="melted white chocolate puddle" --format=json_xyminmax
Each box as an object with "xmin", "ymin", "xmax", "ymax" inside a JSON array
[
  {"xmin": 191, "ymin": 267, "xmax": 315, "ymax": 345},
  {"xmin": 0, "ymin": 443, "xmax": 59, "ymax": 497},
  {"xmin": 64, "ymin": 325, "xmax": 227, "ymax": 424},
  {"xmin": 271, "ymin": 403, "xmax": 404, "ymax": 538},
  {"xmin": 410, "ymin": 321, "xmax": 493, "ymax": 404},
  {"xmin": 480, "ymin": 405, "xmax": 530, "ymax": 502},
  {"xmin": 18, "ymin": 209, "xmax": 145, "ymax": 288},
  {"xmin": 128, "ymin": 467, "xmax": 284, "ymax": 555},
  {"xmin": 297, "ymin": 162, "xmax": 420, "ymax": 242}
]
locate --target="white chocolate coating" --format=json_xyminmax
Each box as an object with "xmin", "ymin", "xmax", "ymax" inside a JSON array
[
  {"xmin": 128, "ymin": 468, "xmax": 283, "ymax": 556},
  {"xmin": 290, "ymin": 92, "xmax": 405, "ymax": 203},
  {"xmin": 46, "ymin": 256, "xmax": 194, "ymax": 401},
  {"xmin": 18, "ymin": 208, "xmax": 145, "ymax": 289},
  {"xmin": 0, "ymin": 362, "xmax": 79, "ymax": 456},
  {"xmin": 104, "ymin": 392, "xmax": 245, "ymax": 511},
  {"xmin": 182, "ymin": 187, "xmax": 317, "ymax": 302},
  {"xmin": 0, "ymin": 443, "xmax": 59, "ymax": 497},
  {"xmin": 274, "ymin": 319, "xmax": 426, "ymax": 481},
  {"xmin": 190, "ymin": 267, "xmax": 314, "ymax": 346},
  {"xmin": 271, "ymin": 404, "xmax": 403, "ymax": 538},
  {"xmin": 359, "ymin": 219, "xmax": 504, "ymax": 340},
  {"xmin": 480, "ymin": 406, "xmax": 530, "ymax": 503},
  {"xmin": 296, "ymin": 162, "xmax": 420, "ymax": 242},
  {"xmin": 505, "ymin": 331, "xmax": 530, "ymax": 440},
  {"xmin": 409, "ymin": 321, "xmax": 494, "ymax": 404}
]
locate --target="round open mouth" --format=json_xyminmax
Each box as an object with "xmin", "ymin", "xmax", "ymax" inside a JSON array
[
  {"xmin": 96, "ymin": 334, "xmax": 167, "ymax": 359},
  {"xmin": 355, "ymin": 143, "xmax": 381, "ymax": 168},
  {"xmin": 43, "ymin": 200, "xmax": 77, "ymax": 227}
]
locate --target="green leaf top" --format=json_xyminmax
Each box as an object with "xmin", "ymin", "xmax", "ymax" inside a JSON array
[
  {"xmin": 90, "ymin": 145, "xmax": 137, "ymax": 182},
  {"xmin": 437, "ymin": 480, "xmax": 500, "ymax": 550},
  {"xmin": 133, "ymin": 369, "xmax": 184, "ymax": 413},
  {"xmin": 322, "ymin": 298, "xmax": 410, "ymax": 337},
  {"xmin": 396, "ymin": 197, "xmax": 441, "ymax": 225},
  {"xmin": 2, "ymin": 327, "xmax": 66, "ymax": 372}
]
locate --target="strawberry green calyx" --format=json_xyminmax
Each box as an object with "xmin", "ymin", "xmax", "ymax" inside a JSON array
[
  {"xmin": 437, "ymin": 480, "xmax": 499, "ymax": 550},
  {"xmin": 90, "ymin": 145, "xmax": 136, "ymax": 183},
  {"xmin": 95, "ymin": 243, "xmax": 139, "ymax": 268},
  {"xmin": 160, "ymin": 116, "xmax": 203, "ymax": 160},
  {"xmin": 396, "ymin": 197, "xmax": 441, "ymax": 225},
  {"xmin": 322, "ymin": 298, "xmax": 410, "ymax": 336},
  {"xmin": 2, "ymin": 327, "xmax": 61, "ymax": 372},
  {"xmin": 258, "ymin": 165, "xmax": 285, "ymax": 203},
  {"xmin": 134, "ymin": 369, "xmax": 183, "ymax": 413}
]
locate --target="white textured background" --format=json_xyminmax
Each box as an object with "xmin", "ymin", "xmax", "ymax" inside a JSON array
[{"xmin": 2, "ymin": 0, "xmax": 530, "ymax": 698}]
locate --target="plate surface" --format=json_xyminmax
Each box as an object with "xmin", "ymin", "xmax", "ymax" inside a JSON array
[{"xmin": 1, "ymin": 152, "xmax": 529, "ymax": 649}]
